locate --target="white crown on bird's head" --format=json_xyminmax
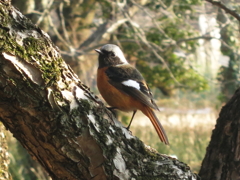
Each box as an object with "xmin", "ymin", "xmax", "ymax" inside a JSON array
[{"xmin": 100, "ymin": 44, "xmax": 128, "ymax": 64}]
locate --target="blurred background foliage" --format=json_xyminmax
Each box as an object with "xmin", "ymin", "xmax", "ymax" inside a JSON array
[{"xmin": 1, "ymin": 0, "xmax": 240, "ymax": 179}]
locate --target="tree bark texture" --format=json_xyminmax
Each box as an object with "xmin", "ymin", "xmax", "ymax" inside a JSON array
[
  {"xmin": 199, "ymin": 87, "xmax": 240, "ymax": 180},
  {"xmin": 0, "ymin": 1, "xmax": 197, "ymax": 179},
  {"xmin": 0, "ymin": 123, "xmax": 12, "ymax": 180}
]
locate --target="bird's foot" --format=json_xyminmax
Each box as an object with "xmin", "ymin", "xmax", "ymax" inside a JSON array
[
  {"xmin": 107, "ymin": 107, "xmax": 117, "ymax": 111},
  {"xmin": 125, "ymin": 127, "xmax": 132, "ymax": 135}
]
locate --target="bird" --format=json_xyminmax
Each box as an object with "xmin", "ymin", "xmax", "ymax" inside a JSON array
[{"xmin": 95, "ymin": 44, "xmax": 169, "ymax": 145}]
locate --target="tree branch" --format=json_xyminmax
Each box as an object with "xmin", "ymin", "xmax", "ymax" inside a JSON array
[{"xmin": 205, "ymin": 0, "xmax": 240, "ymax": 22}]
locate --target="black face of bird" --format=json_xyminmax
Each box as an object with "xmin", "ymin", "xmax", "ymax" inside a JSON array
[{"xmin": 95, "ymin": 44, "xmax": 128, "ymax": 68}]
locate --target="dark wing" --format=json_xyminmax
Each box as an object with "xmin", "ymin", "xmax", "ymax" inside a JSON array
[{"xmin": 105, "ymin": 65, "xmax": 159, "ymax": 110}]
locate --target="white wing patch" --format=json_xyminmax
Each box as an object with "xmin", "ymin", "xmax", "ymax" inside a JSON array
[{"xmin": 122, "ymin": 80, "xmax": 140, "ymax": 90}]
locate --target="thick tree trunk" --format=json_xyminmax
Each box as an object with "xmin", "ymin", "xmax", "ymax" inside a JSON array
[
  {"xmin": 198, "ymin": 2, "xmax": 240, "ymax": 180},
  {"xmin": 0, "ymin": 1, "xmax": 196, "ymax": 180},
  {"xmin": 199, "ymin": 87, "xmax": 240, "ymax": 180}
]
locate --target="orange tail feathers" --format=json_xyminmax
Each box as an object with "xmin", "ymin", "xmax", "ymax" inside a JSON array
[{"xmin": 142, "ymin": 107, "xmax": 169, "ymax": 145}]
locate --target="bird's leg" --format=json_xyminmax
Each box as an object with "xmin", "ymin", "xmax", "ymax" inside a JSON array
[{"xmin": 127, "ymin": 110, "xmax": 137, "ymax": 130}]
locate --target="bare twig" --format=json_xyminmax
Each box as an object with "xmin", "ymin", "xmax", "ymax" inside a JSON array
[
  {"xmin": 119, "ymin": 6, "xmax": 182, "ymax": 86},
  {"xmin": 78, "ymin": 21, "xmax": 110, "ymax": 49},
  {"xmin": 206, "ymin": 0, "xmax": 240, "ymax": 22},
  {"xmin": 130, "ymin": 0, "xmax": 174, "ymax": 41},
  {"xmin": 59, "ymin": 2, "xmax": 71, "ymax": 44},
  {"xmin": 102, "ymin": 19, "xmax": 128, "ymax": 39},
  {"xmin": 35, "ymin": 0, "xmax": 54, "ymax": 26},
  {"xmin": 47, "ymin": 15, "xmax": 72, "ymax": 49}
]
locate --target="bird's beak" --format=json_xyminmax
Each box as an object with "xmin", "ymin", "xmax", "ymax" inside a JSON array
[{"xmin": 95, "ymin": 49, "xmax": 103, "ymax": 54}]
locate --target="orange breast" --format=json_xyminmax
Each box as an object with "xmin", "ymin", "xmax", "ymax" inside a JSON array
[{"xmin": 97, "ymin": 67, "xmax": 142, "ymax": 111}]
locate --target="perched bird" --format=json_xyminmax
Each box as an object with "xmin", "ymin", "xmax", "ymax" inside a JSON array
[{"xmin": 95, "ymin": 44, "xmax": 169, "ymax": 145}]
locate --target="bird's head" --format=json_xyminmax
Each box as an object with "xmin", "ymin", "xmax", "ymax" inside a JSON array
[{"xmin": 95, "ymin": 44, "xmax": 128, "ymax": 68}]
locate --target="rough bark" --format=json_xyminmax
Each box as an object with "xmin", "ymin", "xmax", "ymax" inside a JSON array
[
  {"xmin": 0, "ymin": 1, "xmax": 197, "ymax": 179},
  {"xmin": 199, "ymin": 2, "xmax": 240, "ymax": 180},
  {"xmin": 0, "ymin": 123, "xmax": 12, "ymax": 180},
  {"xmin": 199, "ymin": 88, "xmax": 240, "ymax": 180}
]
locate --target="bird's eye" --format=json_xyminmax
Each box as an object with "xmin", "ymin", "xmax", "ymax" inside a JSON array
[{"xmin": 110, "ymin": 52, "xmax": 116, "ymax": 57}]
